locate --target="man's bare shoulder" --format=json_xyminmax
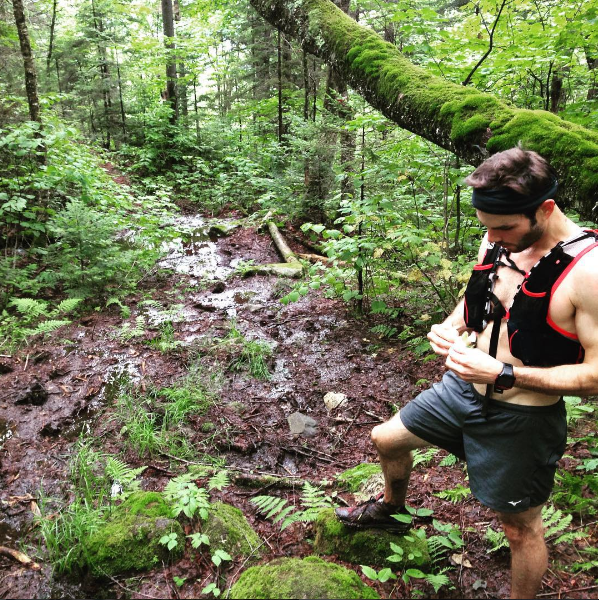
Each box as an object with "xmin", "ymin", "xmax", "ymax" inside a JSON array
[{"xmin": 570, "ymin": 246, "xmax": 598, "ymax": 309}]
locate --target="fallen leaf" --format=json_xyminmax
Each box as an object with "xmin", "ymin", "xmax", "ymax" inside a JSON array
[
  {"xmin": 30, "ymin": 501, "xmax": 41, "ymax": 518},
  {"xmin": 451, "ymin": 553, "xmax": 472, "ymax": 568}
]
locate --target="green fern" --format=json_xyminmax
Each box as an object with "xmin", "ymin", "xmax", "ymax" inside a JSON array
[
  {"xmin": 55, "ymin": 298, "xmax": 83, "ymax": 314},
  {"xmin": 104, "ymin": 457, "xmax": 147, "ymax": 496},
  {"xmin": 207, "ymin": 470, "xmax": 229, "ymax": 491},
  {"xmin": 434, "ymin": 484, "xmax": 470, "ymax": 503},
  {"xmin": 370, "ymin": 324, "xmax": 398, "ymax": 339},
  {"xmin": 11, "ymin": 298, "xmax": 49, "ymax": 319},
  {"xmin": 116, "ymin": 315, "xmax": 147, "ymax": 340},
  {"xmin": 439, "ymin": 453, "xmax": 459, "ymax": 467},
  {"xmin": 251, "ymin": 482, "xmax": 337, "ymax": 530},
  {"xmin": 412, "ymin": 448, "xmax": 439, "ymax": 467},
  {"xmin": 424, "ymin": 571, "xmax": 452, "ymax": 593},
  {"xmin": 484, "ymin": 526, "xmax": 510, "ymax": 553},
  {"xmin": 106, "ymin": 297, "xmax": 131, "ymax": 318},
  {"xmin": 25, "ymin": 319, "xmax": 71, "ymax": 337}
]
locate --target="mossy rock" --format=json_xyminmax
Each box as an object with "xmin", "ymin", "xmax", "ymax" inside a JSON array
[
  {"xmin": 203, "ymin": 502, "xmax": 261, "ymax": 559},
  {"xmin": 83, "ymin": 491, "xmax": 182, "ymax": 578},
  {"xmin": 229, "ymin": 556, "xmax": 379, "ymax": 599},
  {"xmin": 314, "ymin": 509, "xmax": 429, "ymax": 568},
  {"xmin": 336, "ymin": 463, "xmax": 382, "ymax": 492}
]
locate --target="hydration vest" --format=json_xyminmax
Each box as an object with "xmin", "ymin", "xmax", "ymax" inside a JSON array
[{"xmin": 463, "ymin": 230, "xmax": 597, "ymax": 368}]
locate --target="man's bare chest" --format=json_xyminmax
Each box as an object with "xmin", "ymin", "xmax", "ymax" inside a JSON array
[{"xmin": 493, "ymin": 256, "xmax": 575, "ymax": 330}]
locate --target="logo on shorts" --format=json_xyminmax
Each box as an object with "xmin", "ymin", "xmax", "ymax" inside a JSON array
[{"xmin": 507, "ymin": 500, "xmax": 523, "ymax": 506}]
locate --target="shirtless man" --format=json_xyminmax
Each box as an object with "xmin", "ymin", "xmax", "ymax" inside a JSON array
[{"xmin": 335, "ymin": 147, "xmax": 598, "ymax": 599}]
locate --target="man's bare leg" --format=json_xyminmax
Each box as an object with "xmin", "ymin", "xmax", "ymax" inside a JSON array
[
  {"xmin": 497, "ymin": 505, "xmax": 547, "ymax": 599},
  {"xmin": 370, "ymin": 411, "xmax": 430, "ymax": 506}
]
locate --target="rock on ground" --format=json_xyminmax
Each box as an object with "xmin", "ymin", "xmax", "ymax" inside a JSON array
[{"xmin": 229, "ymin": 556, "xmax": 379, "ymax": 599}]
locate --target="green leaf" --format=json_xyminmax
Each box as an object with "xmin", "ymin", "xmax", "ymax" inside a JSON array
[{"xmin": 361, "ymin": 565, "xmax": 379, "ymax": 580}]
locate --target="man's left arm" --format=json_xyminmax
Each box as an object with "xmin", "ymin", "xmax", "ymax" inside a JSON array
[{"xmin": 446, "ymin": 253, "xmax": 598, "ymax": 397}]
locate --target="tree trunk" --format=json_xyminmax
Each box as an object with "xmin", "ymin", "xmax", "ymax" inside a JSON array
[
  {"xmin": 173, "ymin": 0, "xmax": 188, "ymax": 117},
  {"xmin": 46, "ymin": 0, "xmax": 57, "ymax": 73},
  {"xmin": 12, "ymin": 0, "xmax": 42, "ymax": 125},
  {"xmin": 91, "ymin": 0, "xmax": 113, "ymax": 149},
  {"xmin": 161, "ymin": 0, "xmax": 178, "ymax": 123},
  {"xmin": 249, "ymin": 0, "xmax": 597, "ymax": 219}
]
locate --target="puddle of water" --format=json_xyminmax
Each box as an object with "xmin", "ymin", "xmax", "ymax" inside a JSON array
[
  {"xmin": 0, "ymin": 417, "xmax": 14, "ymax": 450},
  {"xmin": 62, "ymin": 360, "xmax": 141, "ymax": 441},
  {"xmin": 157, "ymin": 215, "xmax": 238, "ymax": 281}
]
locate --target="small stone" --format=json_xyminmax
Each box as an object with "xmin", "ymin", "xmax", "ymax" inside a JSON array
[
  {"xmin": 323, "ymin": 392, "xmax": 347, "ymax": 412},
  {"xmin": 287, "ymin": 412, "xmax": 318, "ymax": 436},
  {"xmin": 212, "ymin": 281, "xmax": 226, "ymax": 294}
]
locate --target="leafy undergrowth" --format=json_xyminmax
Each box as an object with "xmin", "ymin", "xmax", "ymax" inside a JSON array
[{"xmin": 0, "ymin": 217, "xmax": 596, "ymax": 600}]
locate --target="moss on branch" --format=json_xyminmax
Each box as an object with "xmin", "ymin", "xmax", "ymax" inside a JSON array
[{"xmin": 250, "ymin": 0, "xmax": 597, "ymax": 219}]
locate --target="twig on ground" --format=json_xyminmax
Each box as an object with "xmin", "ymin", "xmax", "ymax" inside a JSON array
[{"xmin": 0, "ymin": 546, "xmax": 41, "ymax": 570}]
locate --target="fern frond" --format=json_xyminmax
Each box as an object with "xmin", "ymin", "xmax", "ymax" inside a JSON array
[
  {"xmin": 207, "ymin": 470, "xmax": 229, "ymax": 491},
  {"xmin": 424, "ymin": 572, "xmax": 451, "ymax": 593},
  {"xmin": 251, "ymin": 495, "xmax": 289, "ymax": 519},
  {"xmin": 55, "ymin": 298, "xmax": 83, "ymax": 315},
  {"xmin": 439, "ymin": 453, "xmax": 458, "ymax": 467},
  {"xmin": 11, "ymin": 298, "xmax": 48, "ymax": 318},
  {"xmin": 26, "ymin": 319, "xmax": 71, "ymax": 337},
  {"xmin": 105, "ymin": 456, "xmax": 147, "ymax": 487},
  {"xmin": 139, "ymin": 299, "xmax": 163, "ymax": 310}
]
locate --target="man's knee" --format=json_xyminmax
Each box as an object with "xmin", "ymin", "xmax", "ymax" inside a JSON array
[
  {"xmin": 498, "ymin": 509, "xmax": 544, "ymax": 547},
  {"xmin": 371, "ymin": 413, "xmax": 426, "ymax": 456}
]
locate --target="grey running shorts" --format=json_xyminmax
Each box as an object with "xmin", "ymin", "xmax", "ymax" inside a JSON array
[{"xmin": 400, "ymin": 371, "xmax": 567, "ymax": 513}]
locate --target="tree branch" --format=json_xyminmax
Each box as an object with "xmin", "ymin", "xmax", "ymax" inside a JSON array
[{"xmin": 462, "ymin": 0, "xmax": 509, "ymax": 87}]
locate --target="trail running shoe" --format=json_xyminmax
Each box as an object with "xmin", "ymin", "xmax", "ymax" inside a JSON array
[{"xmin": 335, "ymin": 493, "xmax": 412, "ymax": 532}]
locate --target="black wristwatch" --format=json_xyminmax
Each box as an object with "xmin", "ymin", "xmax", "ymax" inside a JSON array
[{"xmin": 494, "ymin": 363, "xmax": 516, "ymax": 393}]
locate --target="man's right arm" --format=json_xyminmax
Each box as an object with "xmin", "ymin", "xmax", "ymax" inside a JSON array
[{"xmin": 428, "ymin": 235, "xmax": 488, "ymax": 357}]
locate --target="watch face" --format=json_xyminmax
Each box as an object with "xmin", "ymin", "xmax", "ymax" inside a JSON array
[{"xmin": 495, "ymin": 364, "xmax": 515, "ymax": 391}]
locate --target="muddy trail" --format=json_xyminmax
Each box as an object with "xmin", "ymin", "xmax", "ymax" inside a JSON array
[{"xmin": 0, "ymin": 212, "xmax": 596, "ymax": 599}]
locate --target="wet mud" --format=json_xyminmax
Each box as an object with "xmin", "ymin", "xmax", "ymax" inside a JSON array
[{"xmin": 0, "ymin": 215, "xmax": 596, "ymax": 599}]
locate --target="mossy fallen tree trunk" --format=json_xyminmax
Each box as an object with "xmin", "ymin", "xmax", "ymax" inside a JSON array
[{"xmin": 250, "ymin": 0, "xmax": 597, "ymax": 220}]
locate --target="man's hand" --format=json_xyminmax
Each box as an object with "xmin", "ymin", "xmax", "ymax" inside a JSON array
[
  {"xmin": 446, "ymin": 342, "xmax": 503, "ymax": 384},
  {"xmin": 427, "ymin": 323, "xmax": 460, "ymax": 357}
]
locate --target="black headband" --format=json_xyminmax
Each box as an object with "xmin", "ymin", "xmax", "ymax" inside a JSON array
[{"xmin": 471, "ymin": 177, "xmax": 558, "ymax": 214}]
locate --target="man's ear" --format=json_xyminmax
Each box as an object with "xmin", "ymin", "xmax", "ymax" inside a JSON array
[{"xmin": 538, "ymin": 199, "xmax": 555, "ymax": 220}]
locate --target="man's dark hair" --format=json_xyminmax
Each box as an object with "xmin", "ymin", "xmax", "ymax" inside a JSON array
[{"xmin": 465, "ymin": 146, "xmax": 556, "ymax": 221}]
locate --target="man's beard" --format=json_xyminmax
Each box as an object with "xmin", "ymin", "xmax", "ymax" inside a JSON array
[{"xmin": 509, "ymin": 222, "xmax": 544, "ymax": 253}]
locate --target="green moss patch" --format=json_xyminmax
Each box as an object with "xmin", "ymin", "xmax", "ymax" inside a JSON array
[
  {"xmin": 230, "ymin": 556, "xmax": 379, "ymax": 599},
  {"xmin": 203, "ymin": 502, "xmax": 261, "ymax": 558},
  {"xmin": 314, "ymin": 509, "xmax": 429, "ymax": 568},
  {"xmin": 83, "ymin": 491, "xmax": 182, "ymax": 578},
  {"xmin": 336, "ymin": 463, "xmax": 382, "ymax": 492}
]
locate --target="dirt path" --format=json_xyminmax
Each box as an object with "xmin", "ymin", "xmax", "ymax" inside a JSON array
[{"xmin": 0, "ymin": 215, "xmax": 596, "ymax": 599}]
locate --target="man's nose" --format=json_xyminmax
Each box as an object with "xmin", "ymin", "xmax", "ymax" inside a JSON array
[{"xmin": 487, "ymin": 230, "xmax": 501, "ymax": 243}]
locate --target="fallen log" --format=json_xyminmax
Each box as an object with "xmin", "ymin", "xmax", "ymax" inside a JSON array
[{"xmin": 267, "ymin": 221, "xmax": 298, "ymax": 264}]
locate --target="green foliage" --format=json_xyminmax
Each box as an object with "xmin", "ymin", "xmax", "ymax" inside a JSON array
[
  {"xmin": 36, "ymin": 442, "xmax": 148, "ymax": 575},
  {"xmin": 251, "ymin": 482, "xmax": 337, "ymax": 530},
  {"xmin": 159, "ymin": 532, "xmax": 180, "ymax": 551},
  {"xmin": 163, "ymin": 472, "xmax": 211, "ymax": 520},
  {"xmin": 0, "ymin": 296, "xmax": 82, "ymax": 350},
  {"xmin": 434, "ymin": 484, "xmax": 471, "ymax": 503},
  {"xmin": 197, "ymin": 320, "xmax": 274, "ymax": 380},
  {"xmin": 412, "ymin": 448, "xmax": 439, "ymax": 467}
]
